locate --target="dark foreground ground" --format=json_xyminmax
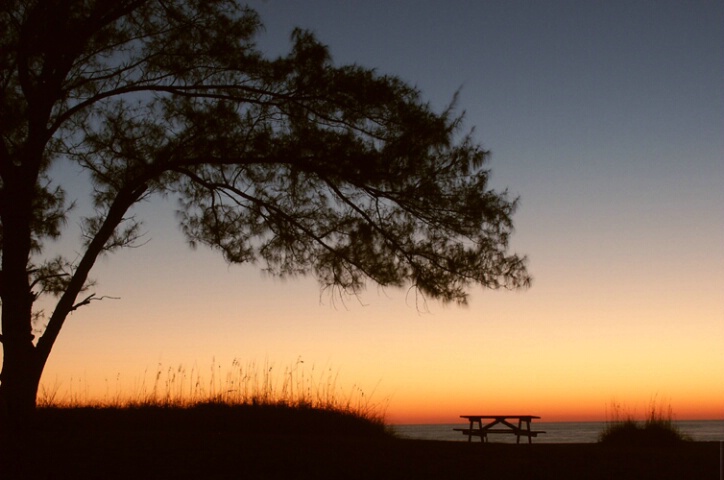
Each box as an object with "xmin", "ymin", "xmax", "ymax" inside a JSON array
[{"xmin": 0, "ymin": 405, "xmax": 719, "ymax": 479}]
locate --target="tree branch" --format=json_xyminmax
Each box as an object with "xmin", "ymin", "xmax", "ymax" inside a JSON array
[{"xmin": 70, "ymin": 293, "xmax": 120, "ymax": 312}]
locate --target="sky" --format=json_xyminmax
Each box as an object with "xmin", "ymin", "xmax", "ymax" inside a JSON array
[{"xmin": 31, "ymin": 0, "xmax": 724, "ymax": 424}]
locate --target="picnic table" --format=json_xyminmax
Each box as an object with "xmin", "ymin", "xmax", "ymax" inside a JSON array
[{"xmin": 454, "ymin": 415, "xmax": 545, "ymax": 444}]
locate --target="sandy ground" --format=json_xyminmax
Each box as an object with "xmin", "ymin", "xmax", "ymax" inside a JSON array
[{"xmin": 2, "ymin": 430, "xmax": 719, "ymax": 479}]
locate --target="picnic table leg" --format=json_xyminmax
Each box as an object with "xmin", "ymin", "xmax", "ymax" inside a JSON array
[
  {"xmin": 479, "ymin": 419, "xmax": 487, "ymax": 443},
  {"xmin": 471, "ymin": 419, "xmax": 486, "ymax": 443},
  {"xmin": 528, "ymin": 419, "xmax": 534, "ymax": 444},
  {"xmin": 517, "ymin": 418, "xmax": 533, "ymax": 444}
]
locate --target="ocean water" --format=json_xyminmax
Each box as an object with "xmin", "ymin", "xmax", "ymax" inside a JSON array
[{"xmin": 392, "ymin": 420, "xmax": 724, "ymax": 443}]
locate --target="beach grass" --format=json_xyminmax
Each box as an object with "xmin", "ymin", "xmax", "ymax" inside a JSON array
[
  {"xmin": 29, "ymin": 359, "xmax": 392, "ymax": 444},
  {"xmin": 37, "ymin": 358, "xmax": 387, "ymax": 426},
  {"xmin": 598, "ymin": 399, "xmax": 691, "ymax": 446}
]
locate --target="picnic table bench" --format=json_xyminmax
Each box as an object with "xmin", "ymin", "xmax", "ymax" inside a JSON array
[{"xmin": 454, "ymin": 415, "xmax": 546, "ymax": 444}]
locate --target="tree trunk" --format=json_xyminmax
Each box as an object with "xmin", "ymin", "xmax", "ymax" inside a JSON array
[
  {"xmin": 0, "ymin": 323, "xmax": 44, "ymax": 477},
  {"xmin": 0, "ymin": 167, "xmax": 39, "ymax": 431},
  {"xmin": 0, "ymin": 177, "xmax": 148, "ymax": 430},
  {"xmin": 0, "ymin": 264, "xmax": 42, "ymax": 431},
  {"xmin": 0, "ymin": 340, "xmax": 43, "ymax": 432},
  {"xmin": 0, "ymin": 278, "xmax": 45, "ymax": 475}
]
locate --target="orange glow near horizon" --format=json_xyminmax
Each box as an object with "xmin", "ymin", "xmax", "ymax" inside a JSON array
[
  {"xmin": 37, "ymin": 366, "xmax": 724, "ymax": 425},
  {"xmin": 31, "ymin": 244, "xmax": 724, "ymax": 428},
  {"xmin": 37, "ymin": 294, "xmax": 724, "ymax": 425},
  {"xmin": 385, "ymin": 395, "xmax": 724, "ymax": 425}
]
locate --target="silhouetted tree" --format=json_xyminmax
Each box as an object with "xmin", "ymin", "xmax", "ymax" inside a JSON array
[{"xmin": 0, "ymin": 0, "xmax": 530, "ymax": 428}]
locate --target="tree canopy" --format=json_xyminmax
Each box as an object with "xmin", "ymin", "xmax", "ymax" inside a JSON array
[{"xmin": 0, "ymin": 0, "xmax": 530, "ymax": 426}]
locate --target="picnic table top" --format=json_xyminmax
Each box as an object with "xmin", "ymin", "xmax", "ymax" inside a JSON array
[{"xmin": 460, "ymin": 415, "xmax": 541, "ymax": 420}]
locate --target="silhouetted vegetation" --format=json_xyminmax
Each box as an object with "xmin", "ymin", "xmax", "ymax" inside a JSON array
[
  {"xmin": 34, "ymin": 402, "xmax": 390, "ymax": 438},
  {"xmin": 37, "ymin": 359, "xmax": 387, "ymax": 424},
  {"xmin": 598, "ymin": 401, "xmax": 690, "ymax": 446},
  {"xmin": 1, "ymin": 0, "xmax": 530, "ymax": 428},
  {"xmin": 33, "ymin": 359, "xmax": 391, "ymax": 437}
]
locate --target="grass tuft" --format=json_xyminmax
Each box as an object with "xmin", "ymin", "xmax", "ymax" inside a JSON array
[
  {"xmin": 33, "ymin": 402, "xmax": 391, "ymax": 438},
  {"xmin": 598, "ymin": 399, "xmax": 690, "ymax": 446},
  {"xmin": 36, "ymin": 359, "xmax": 389, "ymax": 437}
]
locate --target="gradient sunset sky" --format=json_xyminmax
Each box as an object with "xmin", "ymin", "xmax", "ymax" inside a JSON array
[{"xmin": 36, "ymin": 0, "xmax": 723, "ymax": 424}]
